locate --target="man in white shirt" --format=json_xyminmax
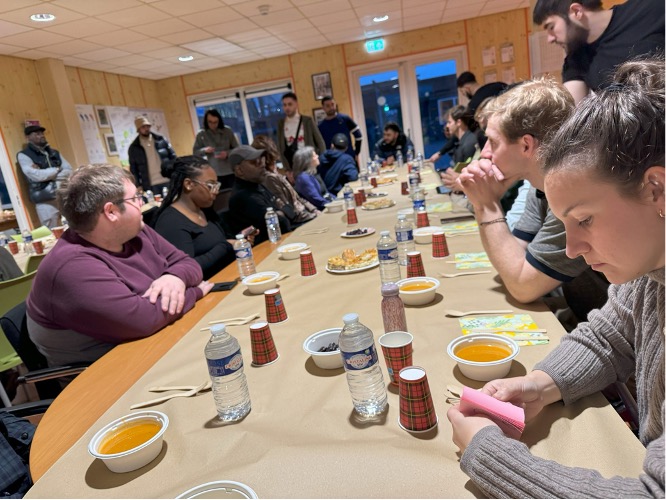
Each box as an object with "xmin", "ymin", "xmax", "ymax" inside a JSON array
[{"xmin": 276, "ymin": 92, "xmax": 325, "ymax": 169}]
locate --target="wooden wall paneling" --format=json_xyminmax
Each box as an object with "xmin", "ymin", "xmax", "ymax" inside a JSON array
[
  {"xmin": 344, "ymin": 22, "xmax": 466, "ymax": 66},
  {"xmin": 65, "ymin": 66, "xmax": 85, "ymax": 104},
  {"xmin": 105, "ymin": 73, "xmax": 127, "ymax": 106},
  {"xmin": 156, "ymin": 77, "xmax": 194, "ymax": 156},
  {"xmin": 289, "ymin": 45, "xmax": 351, "ymax": 121},
  {"xmin": 141, "ymin": 79, "xmax": 161, "ymax": 109},
  {"xmin": 465, "ymin": 9, "xmax": 530, "ymax": 84},
  {"xmin": 119, "ymin": 75, "xmax": 145, "ymax": 107},
  {"xmin": 77, "ymin": 68, "xmax": 111, "ymax": 105}
]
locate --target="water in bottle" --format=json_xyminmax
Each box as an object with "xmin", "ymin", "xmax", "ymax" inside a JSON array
[
  {"xmin": 395, "ymin": 214, "xmax": 415, "ymax": 266},
  {"xmin": 205, "ymin": 324, "xmax": 251, "ymax": 422},
  {"xmin": 396, "ymin": 149, "xmax": 404, "ymax": 169},
  {"xmin": 406, "ymin": 145, "xmax": 414, "ymax": 164},
  {"xmin": 338, "ymin": 313, "xmax": 388, "ymax": 417},
  {"xmin": 360, "ymin": 162, "xmax": 370, "ymax": 187},
  {"xmin": 145, "ymin": 190, "xmax": 155, "ymax": 203},
  {"xmin": 377, "ymin": 230, "xmax": 401, "ymax": 284},
  {"xmin": 162, "ymin": 186, "xmax": 169, "ymax": 200},
  {"xmin": 408, "ymin": 170, "xmax": 419, "ymax": 193},
  {"xmin": 234, "ymin": 234, "xmax": 256, "ymax": 278},
  {"xmin": 264, "ymin": 207, "xmax": 281, "ymax": 243},
  {"xmin": 343, "ymin": 184, "xmax": 355, "ymax": 210},
  {"xmin": 416, "ymin": 151, "xmax": 424, "ymax": 171},
  {"xmin": 412, "ymin": 187, "xmax": 426, "ymax": 212},
  {"xmin": 22, "ymin": 229, "xmax": 33, "ymax": 255}
]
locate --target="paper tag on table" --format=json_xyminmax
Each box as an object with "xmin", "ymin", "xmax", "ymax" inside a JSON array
[
  {"xmin": 459, "ymin": 314, "xmax": 549, "ymax": 346},
  {"xmin": 427, "ymin": 202, "xmax": 452, "ymax": 213},
  {"xmin": 454, "ymin": 252, "xmax": 491, "ymax": 269},
  {"xmin": 441, "ymin": 220, "xmax": 479, "ymax": 236},
  {"xmin": 421, "ymin": 182, "xmax": 440, "ymax": 190}
]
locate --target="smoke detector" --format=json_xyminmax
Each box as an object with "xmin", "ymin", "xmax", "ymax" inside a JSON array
[{"xmin": 258, "ymin": 4, "xmax": 270, "ymax": 15}]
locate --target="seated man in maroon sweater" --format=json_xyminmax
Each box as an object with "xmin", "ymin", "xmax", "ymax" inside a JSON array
[{"xmin": 27, "ymin": 165, "xmax": 214, "ymax": 368}]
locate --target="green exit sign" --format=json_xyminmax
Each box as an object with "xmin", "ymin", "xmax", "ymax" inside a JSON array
[{"xmin": 365, "ymin": 39, "xmax": 385, "ymax": 53}]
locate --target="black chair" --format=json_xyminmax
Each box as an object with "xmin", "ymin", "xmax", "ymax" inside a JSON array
[{"xmin": 0, "ymin": 302, "xmax": 87, "ymax": 408}]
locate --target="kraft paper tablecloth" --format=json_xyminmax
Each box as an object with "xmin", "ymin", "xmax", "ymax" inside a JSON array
[{"xmin": 26, "ymin": 172, "xmax": 646, "ymax": 498}]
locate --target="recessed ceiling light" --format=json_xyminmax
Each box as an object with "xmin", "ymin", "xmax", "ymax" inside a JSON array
[
  {"xmin": 373, "ymin": 15, "xmax": 389, "ymax": 23},
  {"xmin": 30, "ymin": 13, "xmax": 56, "ymax": 22},
  {"xmin": 178, "ymin": 55, "xmax": 194, "ymax": 62}
]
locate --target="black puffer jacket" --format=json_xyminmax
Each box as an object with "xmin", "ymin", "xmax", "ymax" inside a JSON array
[{"xmin": 128, "ymin": 132, "xmax": 176, "ymax": 190}]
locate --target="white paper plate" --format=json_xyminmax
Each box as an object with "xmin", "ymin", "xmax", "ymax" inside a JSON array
[
  {"xmin": 326, "ymin": 260, "xmax": 379, "ymax": 274},
  {"xmin": 361, "ymin": 200, "xmax": 396, "ymax": 211},
  {"xmin": 340, "ymin": 227, "xmax": 376, "ymax": 238}
]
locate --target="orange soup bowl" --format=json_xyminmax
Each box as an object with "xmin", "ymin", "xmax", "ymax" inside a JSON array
[
  {"xmin": 447, "ymin": 334, "xmax": 519, "ymax": 381},
  {"xmin": 242, "ymin": 271, "xmax": 280, "ymax": 294},
  {"xmin": 396, "ymin": 277, "xmax": 440, "ymax": 306},
  {"xmin": 88, "ymin": 410, "xmax": 169, "ymax": 473}
]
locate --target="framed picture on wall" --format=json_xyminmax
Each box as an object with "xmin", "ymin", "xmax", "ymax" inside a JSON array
[
  {"xmin": 95, "ymin": 106, "xmax": 110, "ymax": 128},
  {"xmin": 312, "ymin": 108, "xmax": 326, "ymax": 124},
  {"xmin": 312, "ymin": 72, "xmax": 333, "ymax": 101},
  {"xmin": 104, "ymin": 133, "xmax": 119, "ymax": 156}
]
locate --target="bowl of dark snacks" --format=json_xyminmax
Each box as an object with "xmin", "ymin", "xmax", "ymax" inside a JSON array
[
  {"xmin": 303, "ymin": 328, "xmax": 343, "ymax": 369},
  {"xmin": 341, "ymin": 227, "xmax": 375, "ymax": 238}
]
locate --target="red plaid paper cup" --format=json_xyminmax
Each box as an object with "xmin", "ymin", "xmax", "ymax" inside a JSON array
[
  {"xmin": 52, "ymin": 226, "xmax": 65, "ymax": 239},
  {"xmin": 358, "ymin": 189, "xmax": 367, "ymax": 203},
  {"xmin": 7, "ymin": 241, "xmax": 18, "ymax": 255},
  {"xmin": 370, "ymin": 177, "xmax": 378, "ymax": 188},
  {"xmin": 346, "ymin": 207, "xmax": 358, "ymax": 225},
  {"xmin": 249, "ymin": 321, "xmax": 279, "ymax": 366},
  {"xmin": 378, "ymin": 331, "xmax": 414, "ymax": 386},
  {"xmin": 398, "ymin": 366, "xmax": 438, "ymax": 432},
  {"xmin": 32, "ymin": 240, "xmax": 44, "ymax": 254},
  {"xmin": 401, "ymin": 181, "xmax": 409, "ymax": 195},
  {"xmin": 406, "ymin": 251, "xmax": 426, "ymax": 278},
  {"xmin": 407, "ymin": 163, "xmax": 413, "ymax": 173},
  {"xmin": 432, "ymin": 231, "xmax": 449, "ymax": 258},
  {"xmin": 354, "ymin": 192, "xmax": 364, "ymax": 207},
  {"xmin": 264, "ymin": 288, "xmax": 288, "ymax": 323},
  {"xmin": 416, "ymin": 210, "xmax": 430, "ymax": 228},
  {"xmin": 300, "ymin": 250, "xmax": 317, "ymax": 277}
]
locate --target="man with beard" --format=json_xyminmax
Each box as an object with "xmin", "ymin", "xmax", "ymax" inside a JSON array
[
  {"xmin": 533, "ymin": 0, "xmax": 664, "ymax": 103},
  {"xmin": 456, "ymin": 72, "xmax": 507, "ymax": 117},
  {"xmin": 17, "ymin": 125, "xmax": 72, "ymax": 227},
  {"xmin": 128, "ymin": 115, "xmax": 176, "ymax": 194},
  {"xmin": 317, "ymin": 96, "xmax": 362, "ymax": 166}
]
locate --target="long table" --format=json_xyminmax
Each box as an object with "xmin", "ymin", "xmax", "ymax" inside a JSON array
[{"xmin": 26, "ymin": 170, "xmax": 645, "ymax": 498}]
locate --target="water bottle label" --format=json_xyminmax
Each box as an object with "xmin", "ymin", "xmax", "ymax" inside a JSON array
[
  {"xmin": 340, "ymin": 344, "xmax": 379, "ymax": 371},
  {"xmin": 396, "ymin": 229, "xmax": 413, "ymax": 242},
  {"xmin": 413, "ymin": 200, "xmax": 426, "ymax": 211},
  {"xmin": 344, "ymin": 192, "xmax": 353, "ymax": 201},
  {"xmin": 378, "ymin": 247, "xmax": 398, "ymax": 261},
  {"xmin": 409, "ymin": 176, "xmax": 418, "ymax": 188},
  {"xmin": 207, "ymin": 349, "xmax": 244, "ymax": 377},
  {"xmin": 235, "ymin": 247, "xmax": 253, "ymax": 260},
  {"xmin": 25, "ymin": 235, "xmax": 33, "ymax": 243}
]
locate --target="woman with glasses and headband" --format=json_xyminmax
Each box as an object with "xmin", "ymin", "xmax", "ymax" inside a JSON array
[
  {"xmin": 155, "ymin": 156, "xmax": 238, "ymax": 279},
  {"xmin": 447, "ymin": 58, "xmax": 664, "ymax": 498}
]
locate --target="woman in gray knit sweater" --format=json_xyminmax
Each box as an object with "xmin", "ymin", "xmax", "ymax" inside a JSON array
[{"xmin": 448, "ymin": 59, "xmax": 665, "ymax": 498}]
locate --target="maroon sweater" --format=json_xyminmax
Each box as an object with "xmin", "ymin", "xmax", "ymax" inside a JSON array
[{"xmin": 27, "ymin": 226, "xmax": 203, "ymax": 344}]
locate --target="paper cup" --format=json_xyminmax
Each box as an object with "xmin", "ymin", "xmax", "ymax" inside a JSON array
[
  {"xmin": 416, "ymin": 210, "xmax": 430, "ymax": 228},
  {"xmin": 378, "ymin": 331, "xmax": 413, "ymax": 386},
  {"xmin": 346, "ymin": 207, "xmax": 358, "ymax": 226},
  {"xmin": 249, "ymin": 321, "xmax": 279, "ymax": 366},
  {"xmin": 299, "ymin": 250, "xmax": 317, "ymax": 277},
  {"xmin": 7, "ymin": 240, "xmax": 18, "ymax": 255},
  {"xmin": 52, "ymin": 226, "xmax": 65, "ymax": 239},
  {"xmin": 264, "ymin": 288, "xmax": 288, "ymax": 323},
  {"xmin": 406, "ymin": 251, "xmax": 426, "ymax": 278},
  {"xmin": 432, "ymin": 231, "xmax": 449, "ymax": 258},
  {"xmin": 32, "ymin": 240, "xmax": 44, "ymax": 254},
  {"xmin": 398, "ymin": 366, "xmax": 438, "ymax": 432}
]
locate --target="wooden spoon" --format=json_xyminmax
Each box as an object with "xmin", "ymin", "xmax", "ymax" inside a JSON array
[
  {"xmin": 444, "ymin": 308, "xmax": 514, "ymax": 317},
  {"xmin": 130, "ymin": 381, "xmax": 211, "ymax": 409}
]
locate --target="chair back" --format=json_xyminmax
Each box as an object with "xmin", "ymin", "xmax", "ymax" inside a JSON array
[
  {"xmin": 0, "ymin": 270, "xmax": 37, "ymax": 318},
  {"xmin": 25, "ymin": 254, "xmax": 46, "ymax": 274},
  {"xmin": 0, "ymin": 302, "xmax": 61, "ymax": 399}
]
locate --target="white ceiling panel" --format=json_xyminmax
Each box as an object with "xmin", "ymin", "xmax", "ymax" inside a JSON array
[
  {"xmin": 0, "ymin": 29, "xmax": 71, "ymax": 48},
  {"xmin": 95, "ymin": 5, "xmax": 171, "ymax": 28},
  {"xmin": 150, "ymin": 0, "xmax": 223, "ymax": 17},
  {"xmin": 0, "ymin": 19, "xmax": 32, "ymax": 37},
  {"xmin": 51, "ymin": 0, "xmax": 143, "ymax": 16}
]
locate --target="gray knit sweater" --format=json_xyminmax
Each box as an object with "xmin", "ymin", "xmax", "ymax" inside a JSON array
[{"xmin": 461, "ymin": 268, "xmax": 665, "ymax": 498}]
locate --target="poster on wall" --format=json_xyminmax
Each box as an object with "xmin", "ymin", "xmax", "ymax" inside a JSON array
[
  {"xmin": 500, "ymin": 43, "xmax": 515, "ymax": 63},
  {"xmin": 482, "ymin": 46, "xmax": 496, "ymax": 67},
  {"xmin": 75, "ymin": 104, "xmax": 107, "ymax": 164},
  {"xmin": 502, "ymin": 66, "xmax": 516, "ymax": 84},
  {"xmin": 106, "ymin": 106, "xmax": 170, "ymax": 166}
]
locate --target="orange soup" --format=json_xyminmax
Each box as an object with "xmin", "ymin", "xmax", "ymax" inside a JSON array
[
  {"xmin": 400, "ymin": 282, "xmax": 434, "ymax": 292},
  {"xmin": 250, "ymin": 276, "xmax": 272, "ymax": 283},
  {"xmin": 99, "ymin": 421, "xmax": 161, "ymax": 455},
  {"xmin": 456, "ymin": 344, "xmax": 511, "ymax": 363}
]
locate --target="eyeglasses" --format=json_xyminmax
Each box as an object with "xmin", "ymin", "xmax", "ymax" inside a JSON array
[
  {"xmin": 113, "ymin": 194, "xmax": 144, "ymax": 206},
  {"xmin": 192, "ymin": 179, "xmax": 221, "ymax": 193}
]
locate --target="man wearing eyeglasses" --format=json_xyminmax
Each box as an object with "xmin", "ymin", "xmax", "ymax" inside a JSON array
[
  {"xmin": 26, "ymin": 165, "xmax": 214, "ymax": 369},
  {"xmin": 228, "ymin": 146, "xmax": 290, "ymax": 244}
]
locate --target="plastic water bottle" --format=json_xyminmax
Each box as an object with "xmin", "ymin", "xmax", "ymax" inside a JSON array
[
  {"xmin": 205, "ymin": 324, "xmax": 251, "ymax": 422},
  {"xmin": 145, "ymin": 190, "xmax": 155, "ymax": 203},
  {"xmin": 264, "ymin": 207, "xmax": 281, "ymax": 243},
  {"xmin": 162, "ymin": 186, "xmax": 168, "ymax": 200},
  {"xmin": 22, "ymin": 229, "xmax": 33, "ymax": 255},
  {"xmin": 377, "ymin": 230, "xmax": 401, "ymax": 284},
  {"xmin": 234, "ymin": 234, "xmax": 256, "ymax": 278},
  {"xmin": 396, "ymin": 149, "xmax": 404, "ymax": 168},
  {"xmin": 412, "ymin": 187, "xmax": 426, "ymax": 212},
  {"xmin": 408, "ymin": 170, "xmax": 419, "ymax": 193},
  {"xmin": 343, "ymin": 184, "xmax": 355, "ymax": 210},
  {"xmin": 416, "ymin": 151, "xmax": 424, "ymax": 171},
  {"xmin": 338, "ymin": 313, "xmax": 388, "ymax": 417},
  {"xmin": 406, "ymin": 146, "xmax": 414, "ymax": 164},
  {"xmin": 360, "ymin": 165, "xmax": 369, "ymax": 187},
  {"xmin": 0, "ymin": 233, "xmax": 8, "ymax": 248},
  {"xmin": 395, "ymin": 214, "xmax": 415, "ymax": 266}
]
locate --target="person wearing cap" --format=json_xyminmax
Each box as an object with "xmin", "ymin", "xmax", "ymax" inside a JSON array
[
  {"xmin": 227, "ymin": 145, "xmax": 290, "ymax": 244},
  {"xmin": 128, "ymin": 115, "xmax": 176, "ymax": 193},
  {"xmin": 17, "ymin": 125, "xmax": 72, "ymax": 228},
  {"xmin": 318, "ymin": 133, "xmax": 359, "ymax": 196}
]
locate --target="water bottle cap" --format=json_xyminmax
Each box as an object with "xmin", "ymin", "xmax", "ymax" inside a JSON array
[
  {"xmin": 266, "ymin": 207, "xmax": 273, "ymax": 212},
  {"xmin": 210, "ymin": 324, "xmax": 226, "ymax": 334},
  {"xmin": 381, "ymin": 283, "xmax": 399, "ymax": 296},
  {"xmin": 235, "ymin": 234, "xmax": 244, "ymax": 240},
  {"xmin": 397, "ymin": 214, "xmax": 405, "ymax": 220},
  {"xmin": 342, "ymin": 313, "xmax": 359, "ymax": 325},
  {"xmin": 380, "ymin": 230, "xmax": 390, "ymax": 236}
]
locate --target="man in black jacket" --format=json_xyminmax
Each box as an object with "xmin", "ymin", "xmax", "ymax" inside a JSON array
[{"xmin": 128, "ymin": 116, "xmax": 176, "ymax": 193}]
